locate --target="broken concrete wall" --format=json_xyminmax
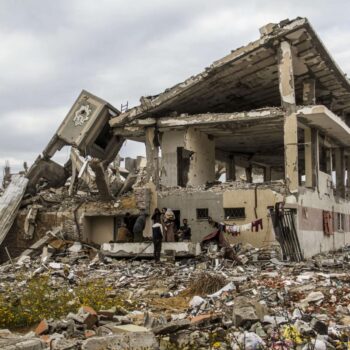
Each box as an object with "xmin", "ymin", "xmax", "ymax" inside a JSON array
[
  {"xmin": 26, "ymin": 157, "xmax": 69, "ymax": 194},
  {"xmin": 158, "ymin": 185, "xmax": 284, "ymax": 244},
  {"xmin": 223, "ymin": 188, "xmax": 283, "ymax": 247},
  {"xmin": 297, "ymin": 176, "xmax": 350, "ymax": 258},
  {"xmin": 1, "ymin": 194, "xmax": 142, "ymax": 262},
  {"xmin": 84, "ymin": 216, "xmax": 114, "ymax": 244},
  {"xmin": 158, "ymin": 191, "xmax": 223, "ymax": 242},
  {"xmin": 184, "ymin": 127, "xmax": 215, "ymax": 187},
  {"xmin": 0, "ymin": 210, "xmax": 61, "ymax": 262},
  {"xmin": 160, "ymin": 130, "xmax": 184, "ymax": 187},
  {"xmin": 160, "ymin": 128, "xmax": 215, "ymax": 187}
]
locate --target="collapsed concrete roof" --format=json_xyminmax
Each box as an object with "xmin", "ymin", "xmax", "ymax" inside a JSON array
[{"xmin": 110, "ymin": 17, "xmax": 350, "ymax": 127}]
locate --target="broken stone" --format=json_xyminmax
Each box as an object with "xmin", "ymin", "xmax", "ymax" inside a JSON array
[
  {"xmin": 152, "ymin": 319, "xmax": 191, "ymax": 335},
  {"xmin": 233, "ymin": 297, "xmax": 265, "ymax": 327},
  {"xmin": 35, "ymin": 319, "xmax": 49, "ymax": 336},
  {"xmin": 82, "ymin": 332, "xmax": 159, "ymax": 350},
  {"xmin": 302, "ymin": 291, "xmax": 325, "ymax": 303}
]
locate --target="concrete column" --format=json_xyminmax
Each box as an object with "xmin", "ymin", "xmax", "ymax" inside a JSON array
[
  {"xmin": 311, "ymin": 129, "xmax": 319, "ymax": 188},
  {"xmin": 302, "ymin": 79, "xmax": 316, "ymax": 105},
  {"xmin": 345, "ymin": 156, "xmax": 350, "ymax": 200},
  {"xmin": 226, "ymin": 155, "xmax": 236, "ymax": 181},
  {"xmin": 346, "ymin": 156, "xmax": 350, "ymax": 187},
  {"xmin": 304, "ymin": 127, "xmax": 313, "ymax": 188},
  {"xmin": 335, "ymin": 148, "xmax": 345, "ymax": 198},
  {"xmin": 145, "ymin": 127, "xmax": 159, "ymax": 188},
  {"xmin": 264, "ymin": 166, "xmax": 272, "ymax": 182},
  {"xmin": 278, "ymin": 41, "xmax": 296, "ymax": 114},
  {"xmin": 245, "ymin": 166, "xmax": 252, "ymax": 183},
  {"xmin": 279, "ymin": 40, "xmax": 298, "ymax": 193}
]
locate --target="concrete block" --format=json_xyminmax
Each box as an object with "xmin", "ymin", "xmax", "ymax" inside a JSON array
[
  {"xmin": 82, "ymin": 332, "xmax": 159, "ymax": 350},
  {"xmin": 101, "ymin": 242, "xmax": 201, "ymax": 258}
]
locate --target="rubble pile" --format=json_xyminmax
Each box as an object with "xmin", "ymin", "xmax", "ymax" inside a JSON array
[
  {"xmin": 158, "ymin": 180, "xmax": 287, "ymax": 198},
  {"xmin": 1, "ymin": 241, "xmax": 350, "ymax": 349}
]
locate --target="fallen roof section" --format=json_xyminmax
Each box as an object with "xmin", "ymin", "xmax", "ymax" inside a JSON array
[
  {"xmin": 0, "ymin": 175, "xmax": 28, "ymax": 247},
  {"xmin": 110, "ymin": 17, "xmax": 350, "ymax": 126}
]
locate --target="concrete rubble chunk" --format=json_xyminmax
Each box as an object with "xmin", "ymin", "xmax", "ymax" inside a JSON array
[
  {"xmin": 82, "ymin": 332, "xmax": 159, "ymax": 350},
  {"xmin": 35, "ymin": 319, "xmax": 49, "ymax": 336},
  {"xmin": 302, "ymin": 291, "xmax": 325, "ymax": 303},
  {"xmin": 152, "ymin": 319, "xmax": 191, "ymax": 335},
  {"xmin": 233, "ymin": 296, "xmax": 266, "ymax": 327},
  {"xmin": 0, "ymin": 338, "xmax": 46, "ymax": 350}
]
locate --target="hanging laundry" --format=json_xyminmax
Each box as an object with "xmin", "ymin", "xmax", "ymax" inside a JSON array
[
  {"xmin": 251, "ymin": 218, "xmax": 263, "ymax": 232},
  {"xmin": 226, "ymin": 225, "xmax": 240, "ymax": 236},
  {"xmin": 240, "ymin": 223, "xmax": 252, "ymax": 232}
]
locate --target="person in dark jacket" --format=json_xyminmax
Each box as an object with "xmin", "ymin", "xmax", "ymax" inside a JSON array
[
  {"xmin": 151, "ymin": 208, "xmax": 162, "ymax": 224},
  {"xmin": 178, "ymin": 218, "xmax": 191, "ymax": 241},
  {"xmin": 124, "ymin": 212, "xmax": 134, "ymax": 234},
  {"xmin": 133, "ymin": 212, "xmax": 146, "ymax": 242}
]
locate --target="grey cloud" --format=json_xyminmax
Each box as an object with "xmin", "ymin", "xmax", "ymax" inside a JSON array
[{"xmin": 1, "ymin": 0, "xmax": 350, "ymax": 174}]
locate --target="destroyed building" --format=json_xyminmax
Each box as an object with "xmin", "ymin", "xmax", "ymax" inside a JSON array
[{"xmin": 1, "ymin": 17, "xmax": 350, "ymax": 261}]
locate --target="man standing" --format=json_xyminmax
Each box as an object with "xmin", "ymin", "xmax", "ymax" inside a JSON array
[
  {"xmin": 152, "ymin": 220, "xmax": 163, "ymax": 262},
  {"xmin": 178, "ymin": 218, "xmax": 191, "ymax": 241},
  {"xmin": 133, "ymin": 211, "xmax": 146, "ymax": 242}
]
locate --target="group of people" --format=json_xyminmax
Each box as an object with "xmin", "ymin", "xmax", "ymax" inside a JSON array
[
  {"xmin": 151, "ymin": 208, "xmax": 191, "ymax": 262},
  {"xmin": 116, "ymin": 212, "xmax": 146, "ymax": 243},
  {"xmin": 116, "ymin": 208, "xmax": 191, "ymax": 262}
]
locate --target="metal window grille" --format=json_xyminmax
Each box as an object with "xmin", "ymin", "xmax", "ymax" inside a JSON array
[
  {"xmin": 196, "ymin": 208, "xmax": 209, "ymax": 220},
  {"xmin": 224, "ymin": 207, "xmax": 246, "ymax": 219}
]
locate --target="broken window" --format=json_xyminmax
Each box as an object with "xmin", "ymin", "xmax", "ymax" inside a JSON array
[
  {"xmin": 224, "ymin": 207, "xmax": 246, "ymax": 219},
  {"xmin": 196, "ymin": 208, "xmax": 209, "ymax": 220},
  {"xmin": 319, "ymin": 136, "xmax": 332, "ymax": 175}
]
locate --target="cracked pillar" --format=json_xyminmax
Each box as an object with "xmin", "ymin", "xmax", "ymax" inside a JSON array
[
  {"xmin": 145, "ymin": 127, "xmax": 160, "ymax": 188},
  {"xmin": 264, "ymin": 166, "xmax": 272, "ymax": 182},
  {"xmin": 311, "ymin": 129, "xmax": 319, "ymax": 188},
  {"xmin": 279, "ymin": 40, "xmax": 298, "ymax": 193},
  {"xmin": 304, "ymin": 127, "xmax": 314, "ymax": 188},
  {"xmin": 335, "ymin": 148, "xmax": 345, "ymax": 198}
]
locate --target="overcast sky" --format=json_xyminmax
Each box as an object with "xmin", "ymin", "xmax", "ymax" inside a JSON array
[{"xmin": 1, "ymin": 0, "xmax": 350, "ymax": 177}]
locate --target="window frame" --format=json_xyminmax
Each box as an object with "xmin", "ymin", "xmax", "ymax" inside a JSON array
[
  {"xmin": 196, "ymin": 208, "xmax": 209, "ymax": 220},
  {"xmin": 224, "ymin": 207, "xmax": 246, "ymax": 220}
]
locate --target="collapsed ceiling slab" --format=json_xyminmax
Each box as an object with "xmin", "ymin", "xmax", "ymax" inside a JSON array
[{"xmin": 114, "ymin": 108, "xmax": 285, "ymax": 155}]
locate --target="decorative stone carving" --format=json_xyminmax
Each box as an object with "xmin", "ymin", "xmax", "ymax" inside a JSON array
[{"xmin": 73, "ymin": 104, "xmax": 92, "ymax": 126}]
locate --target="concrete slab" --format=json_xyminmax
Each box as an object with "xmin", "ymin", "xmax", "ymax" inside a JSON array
[{"xmin": 100, "ymin": 242, "xmax": 201, "ymax": 258}]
